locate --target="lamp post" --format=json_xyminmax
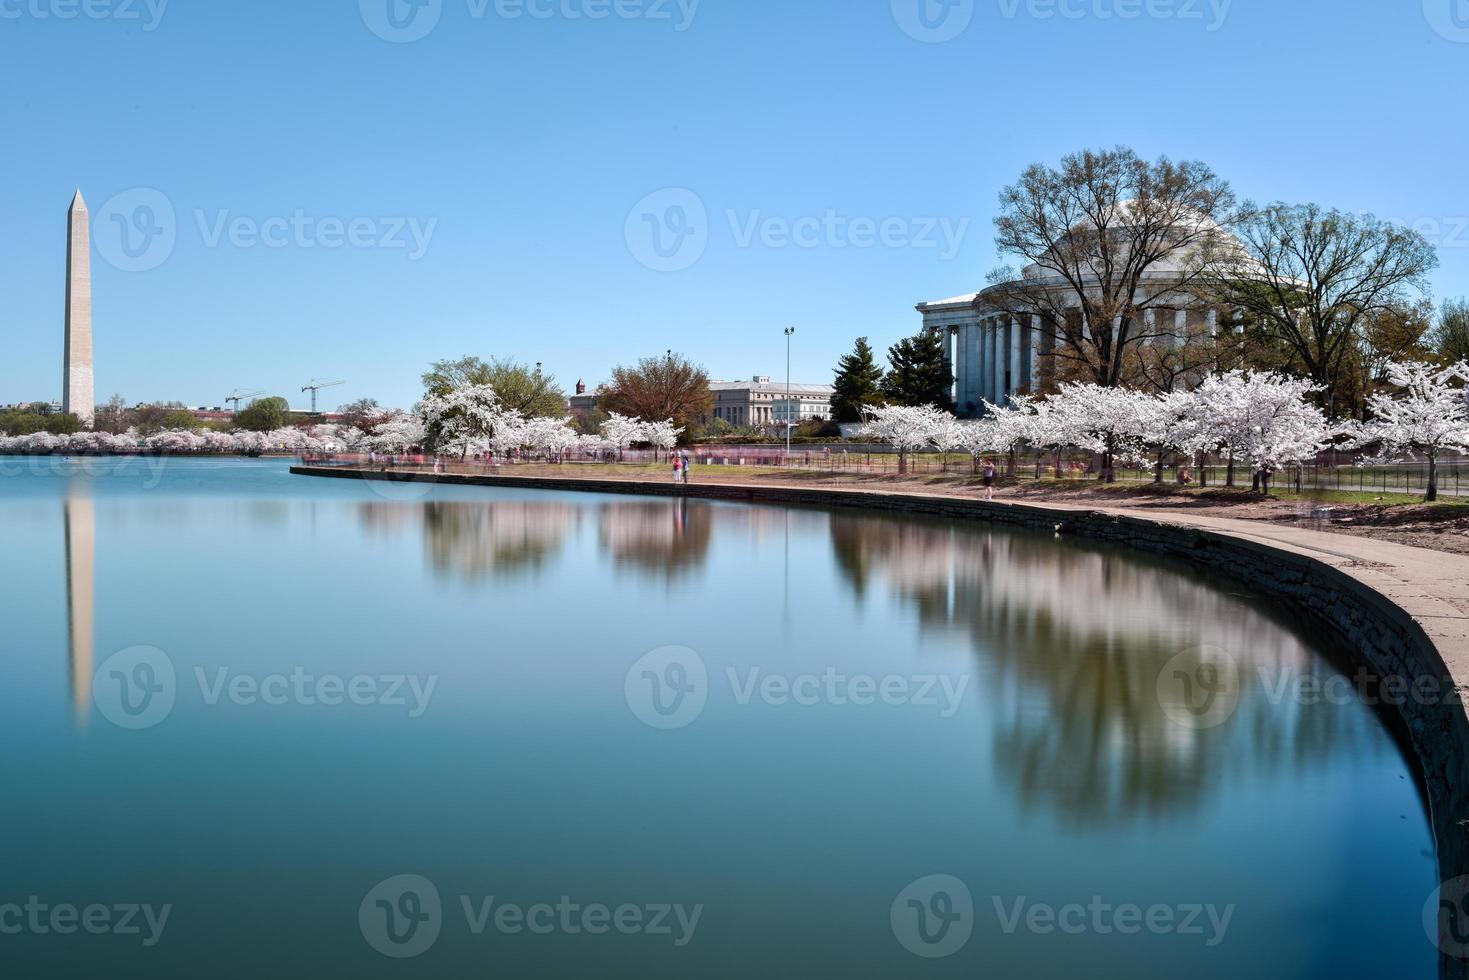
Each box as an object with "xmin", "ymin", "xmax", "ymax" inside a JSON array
[{"xmin": 784, "ymin": 326, "xmax": 796, "ymax": 457}]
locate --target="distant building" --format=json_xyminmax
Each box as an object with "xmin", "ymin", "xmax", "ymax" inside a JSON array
[
  {"xmin": 565, "ymin": 374, "xmax": 835, "ymax": 429},
  {"xmin": 568, "ymin": 379, "xmax": 601, "ymax": 418},
  {"xmin": 707, "ymin": 376, "xmax": 834, "ymax": 428}
]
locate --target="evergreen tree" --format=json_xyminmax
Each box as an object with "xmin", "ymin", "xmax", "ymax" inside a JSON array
[
  {"xmin": 882, "ymin": 331, "xmax": 954, "ymax": 411},
  {"xmin": 830, "ymin": 337, "xmax": 887, "ymax": 423}
]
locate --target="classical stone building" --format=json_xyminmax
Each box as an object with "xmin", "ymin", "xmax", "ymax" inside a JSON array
[
  {"xmin": 569, "ymin": 375, "xmax": 835, "ymax": 429},
  {"xmin": 708, "ymin": 377, "xmax": 834, "ymax": 428},
  {"xmin": 919, "ymin": 261, "xmax": 1227, "ymax": 418}
]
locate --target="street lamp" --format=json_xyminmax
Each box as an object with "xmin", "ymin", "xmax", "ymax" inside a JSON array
[{"xmin": 784, "ymin": 326, "xmax": 796, "ymax": 457}]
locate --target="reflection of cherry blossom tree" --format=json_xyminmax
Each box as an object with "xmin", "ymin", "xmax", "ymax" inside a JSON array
[{"xmin": 1351, "ymin": 359, "xmax": 1469, "ymax": 501}]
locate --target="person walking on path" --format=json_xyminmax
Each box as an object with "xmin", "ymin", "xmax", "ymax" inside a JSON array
[{"xmin": 982, "ymin": 458, "xmax": 997, "ymax": 501}]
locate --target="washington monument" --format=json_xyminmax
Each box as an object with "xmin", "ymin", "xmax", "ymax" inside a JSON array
[{"xmin": 63, "ymin": 190, "xmax": 94, "ymax": 424}]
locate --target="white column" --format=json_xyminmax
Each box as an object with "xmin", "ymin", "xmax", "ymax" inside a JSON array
[
  {"xmin": 957, "ymin": 324, "xmax": 971, "ymax": 412},
  {"xmin": 992, "ymin": 319, "xmax": 1005, "ymax": 405},
  {"xmin": 976, "ymin": 320, "xmax": 989, "ymax": 408},
  {"xmin": 1008, "ymin": 318, "xmax": 1022, "ymax": 400}
]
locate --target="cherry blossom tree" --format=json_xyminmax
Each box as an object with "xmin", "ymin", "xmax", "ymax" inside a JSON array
[
  {"xmin": 639, "ymin": 419, "xmax": 684, "ymax": 459},
  {"xmin": 600, "ymin": 413, "xmax": 644, "ymax": 460},
  {"xmin": 968, "ymin": 397, "xmax": 1037, "ymax": 475},
  {"xmin": 418, "ymin": 383, "xmax": 508, "ymax": 457},
  {"xmin": 364, "ymin": 413, "xmax": 427, "ymax": 454},
  {"xmin": 1032, "ymin": 383, "xmax": 1153, "ymax": 482},
  {"xmin": 1184, "ymin": 371, "xmax": 1329, "ymax": 491},
  {"xmin": 859, "ymin": 404, "xmax": 948, "ymax": 474},
  {"xmin": 1352, "ymin": 359, "xmax": 1469, "ymax": 501}
]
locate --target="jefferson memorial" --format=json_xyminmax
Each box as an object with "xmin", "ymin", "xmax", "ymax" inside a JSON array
[{"xmin": 918, "ymin": 210, "xmax": 1237, "ymax": 418}]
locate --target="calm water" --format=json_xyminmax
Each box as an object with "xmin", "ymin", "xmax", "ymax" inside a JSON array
[{"xmin": 0, "ymin": 456, "xmax": 1439, "ymax": 978}]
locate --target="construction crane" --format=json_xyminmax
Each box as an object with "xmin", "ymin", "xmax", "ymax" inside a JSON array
[
  {"xmin": 301, "ymin": 379, "xmax": 345, "ymax": 414},
  {"xmin": 226, "ymin": 389, "xmax": 264, "ymax": 416}
]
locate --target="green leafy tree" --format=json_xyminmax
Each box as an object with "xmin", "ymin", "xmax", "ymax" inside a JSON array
[
  {"xmin": 235, "ymin": 396, "xmax": 290, "ymax": 432},
  {"xmin": 423, "ymin": 356, "xmax": 567, "ymax": 418},
  {"xmin": 831, "ymin": 337, "xmax": 886, "ymax": 423},
  {"xmin": 881, "ymin": 331, "xmax": 954, "ymax": 411},
  {"xmin": 44, "ymin": 413, "xmax": 83, "ymax": 436},
  {"xmin": 0, "ymin": 412, "xmax": 48, "ymax": 435}
]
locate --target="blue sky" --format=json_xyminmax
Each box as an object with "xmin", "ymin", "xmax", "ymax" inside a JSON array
[{"xmin": 2, "ymin": 0, "xmax": 1468, "ymax": 411}]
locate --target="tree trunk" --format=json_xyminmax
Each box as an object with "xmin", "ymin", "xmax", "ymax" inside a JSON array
[
  {"xmin": 1428, "ymin": 454, "xmax": 1439, "ymax": 503},
  {"xmin": 1154, "ymin": 451, "xmax": 1165, "ymax": 484},
  {"xmin": 1226, "ymin": 451, "xmax": 1236, "ymax": 488},
  {"xmin": 898, "ymin": 449, "xmax": 908, "ymax": 476},
  {"xmin": 1197, "ymin": 450, "xmax": 1209, "ymax": 487}
]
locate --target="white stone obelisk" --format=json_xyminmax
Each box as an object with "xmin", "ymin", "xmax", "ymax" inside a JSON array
[{"xmin": 63, "ymin": 190, "xmax": 94, "ymax": 424}]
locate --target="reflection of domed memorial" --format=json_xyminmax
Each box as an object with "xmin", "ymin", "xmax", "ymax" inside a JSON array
[
  {"xmin": 919, "ymin": 197, "xmax": 1265, "ymax": 416},
  {"xmin": 829, "ymin": 513, "xmax": 1390, "ymax": 825}
]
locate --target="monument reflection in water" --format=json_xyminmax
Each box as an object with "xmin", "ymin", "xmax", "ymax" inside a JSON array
[{"xmin": 0, "ymin": 460, "xmax": 1438, "ymax": 979}]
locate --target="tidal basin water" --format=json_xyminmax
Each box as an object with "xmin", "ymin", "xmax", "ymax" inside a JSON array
[{"xmin": 0, "ymin": 456, "xmax": 1439, "ymax": 978}]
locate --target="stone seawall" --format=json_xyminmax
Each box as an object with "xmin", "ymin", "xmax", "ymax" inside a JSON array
[{"xmin": 293, "ymin": 465, "xmax": 1469, "ymax": 977}]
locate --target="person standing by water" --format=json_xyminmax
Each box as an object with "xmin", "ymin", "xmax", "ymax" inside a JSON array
[
  {"xmin": 672, "ymin": 452, "xmax": 683, "ymax": 484},
  {"xmin": 982, "ymin": 457, "xmax": 997, "ymax": 501},
  {"xmin": 680, "ymin": 449, "xmax": 692, "ymax": 484}
]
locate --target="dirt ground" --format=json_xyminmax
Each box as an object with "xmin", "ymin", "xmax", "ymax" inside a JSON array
[{"xmin": 486, "ymin": 462, "xmax": 1469, "ymax": 557}]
